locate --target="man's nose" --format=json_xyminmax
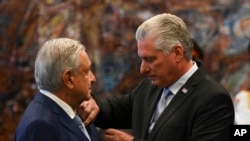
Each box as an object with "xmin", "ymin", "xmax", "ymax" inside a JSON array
[{"xmin": 140, "ymin": 61, "xmax": 150, "ymax": 74}]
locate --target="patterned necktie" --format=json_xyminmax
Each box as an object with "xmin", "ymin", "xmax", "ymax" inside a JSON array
[
  {"xmin": 73, "ymin": 114, "xmax": 91, "ymax": 141},
  {"xmin": 149, "ymin": 88, "xmax": 173, "ymax": 133}
]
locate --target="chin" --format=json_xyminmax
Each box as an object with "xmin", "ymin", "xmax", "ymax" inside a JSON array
[
  {"xmin": 151, "ymin": 80, "xmax": 158, "ymax": 86},
  {"xmin": 86, "ymin": 94, "xmax": 92, "ymax": 100},
  {"xmin": 151, "ymin": 80, "xmax": 165, "ymax": 88}
]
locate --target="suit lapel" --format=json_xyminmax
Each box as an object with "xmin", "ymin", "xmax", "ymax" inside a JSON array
[
  {"xmin": 149, "ymin": 86, "xmax": 193, "ymax": 138},
  {"xmin": 34, "ymin": 93, "xmax": 90, "ymax": 141},
  {"xmin": 59, "ymin": 115, "xmax": 90, "ymax": 141},
  {"xmin": 148, "ymin": 62, "xmax": 205, "ymax": 138},
  {"xmin": 141, "ymin": 88, "xmax": 163, "ymax": 138},
  {"xmin": 86, "ymin": 123, "xmax": 100, "ymax": 141}
]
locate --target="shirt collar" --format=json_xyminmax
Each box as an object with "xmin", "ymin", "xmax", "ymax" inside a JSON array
[
  {"xmin": 169, "ymin": 61, "xmax": 198, "ymax": 95},
  {"xmin": 39, "ymin": 89, "xmax": 75, "ymax": 119}
]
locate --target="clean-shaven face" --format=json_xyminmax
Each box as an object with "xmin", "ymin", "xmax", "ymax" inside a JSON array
[
  {"xmin": 137, "ymin": 38, "xmax": 177, "ymax": 88},
  {"xmin": 73, "ymin": 51, "xmax": 96, "ymax": 101}
]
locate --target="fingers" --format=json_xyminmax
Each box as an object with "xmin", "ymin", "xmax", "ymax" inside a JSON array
[
  {"xmin": 103, "ymin": 129, "xmax": 134, "ymax": 141},
  {"xmin": 77, "ymin": 98, "xmax": 100, "ymax": 126},
  {"xmin": 84, "ymin": 99, "xmax": 99, "ymax": 125},
  {"xmin": 103, "ymin": 129, "xmax": 118, "ymax": 141},
  {"xmin": 77, "ymin": 101, "xmax": 88, "ymax": 120},
  {"xmin": 105, "ymin": 128, "xmax": 116, "ymax": 135},
  {"xmin": 83, "ymin": 112, "xmax": 95, "ymax": 125}
]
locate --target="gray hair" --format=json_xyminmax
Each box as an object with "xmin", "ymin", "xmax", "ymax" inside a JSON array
[
  {"xmin": 34, "ymin": 38, "xmax": 86, "ymax": 91},
  {"xmin": 135, "ymin": 13, "xmax": 193, "ymax": 60}
]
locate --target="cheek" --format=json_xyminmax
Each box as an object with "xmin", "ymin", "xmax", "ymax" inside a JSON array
[
  {"xmin": 152, "ymin": 61, "xmax": 167, "ymax": 73},
  {"xmin": 82, "ymin": 77, "xmax": 92, "ymax": 89},
  {"xmin": 154, "ymin": 61, "xmax": 173, "ymax": 79},
  {"xmin": 82, "ymin": 77, "xmax": 90, "ymax": 86}
]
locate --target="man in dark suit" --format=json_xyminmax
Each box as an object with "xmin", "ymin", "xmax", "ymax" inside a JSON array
[
  {"xmin": 80, "ymin": 13, "xmax": 235, "ymax": 141},
  {"xmin": 15, "ymin": 38, "xmax": 100, "ymax": 141}
]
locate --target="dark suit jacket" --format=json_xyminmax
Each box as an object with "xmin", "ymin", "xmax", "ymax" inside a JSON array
[
  {"xmin": 95, "ymin": 62, "xmax": 235, "ymax": 141},
  {"xmin": 15, "ymin": 92, "xmax": 100, "ymax": 141}
]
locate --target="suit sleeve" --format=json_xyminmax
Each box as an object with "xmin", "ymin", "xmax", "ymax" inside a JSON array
[{"xmin": 94, "ymin": 93, "xmax": 133, "ymax": 129}]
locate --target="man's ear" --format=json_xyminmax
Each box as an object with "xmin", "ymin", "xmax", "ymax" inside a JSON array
[
  {"xmin": 63, "ymin": 70, "xmax": 74, "ymax": 89},
  {"xmin": 173, "ymin": 44, "xmax": 184, "ymax": 62}
]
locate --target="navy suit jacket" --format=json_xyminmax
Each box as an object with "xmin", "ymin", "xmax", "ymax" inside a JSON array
[{"xmin": 15, "ymin": 92, "xmax": 100, "ymax": 141}]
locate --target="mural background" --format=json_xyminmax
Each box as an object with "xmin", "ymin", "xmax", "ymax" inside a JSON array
[{"xmin": 0, "ymin": 0, "xmax": 250, "ymax": 140}]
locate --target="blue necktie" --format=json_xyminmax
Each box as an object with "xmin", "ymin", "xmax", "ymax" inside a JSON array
[
  {"xmin": 73, "ymin": 114, "xmax": 91, "ymax": 141},
  {"xmin": 149, "ymin": 88, "xmax": 173, "ymax": 133}
]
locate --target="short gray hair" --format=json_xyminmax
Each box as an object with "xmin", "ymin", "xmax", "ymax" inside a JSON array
[
  {"xmin": 135, "ymin": 13, "xmax": 193, "ymax": 60},
  {"xmin": 34, "ymin": 38, "xmax": 86, "ymax": 91}
]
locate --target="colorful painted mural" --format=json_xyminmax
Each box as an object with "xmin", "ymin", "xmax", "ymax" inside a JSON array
[{"xmin": 0, "ymin": 0, "xmax": 250, "ymax": 140}]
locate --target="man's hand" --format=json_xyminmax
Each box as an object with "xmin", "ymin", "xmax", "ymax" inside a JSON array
[
  {"xmin": 77, "ymin": 97, "xmax": 99, "ymax": 125},
  {"xmin": 103, "ymin": 128, "xmax": 134, "ymax": 141}
]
